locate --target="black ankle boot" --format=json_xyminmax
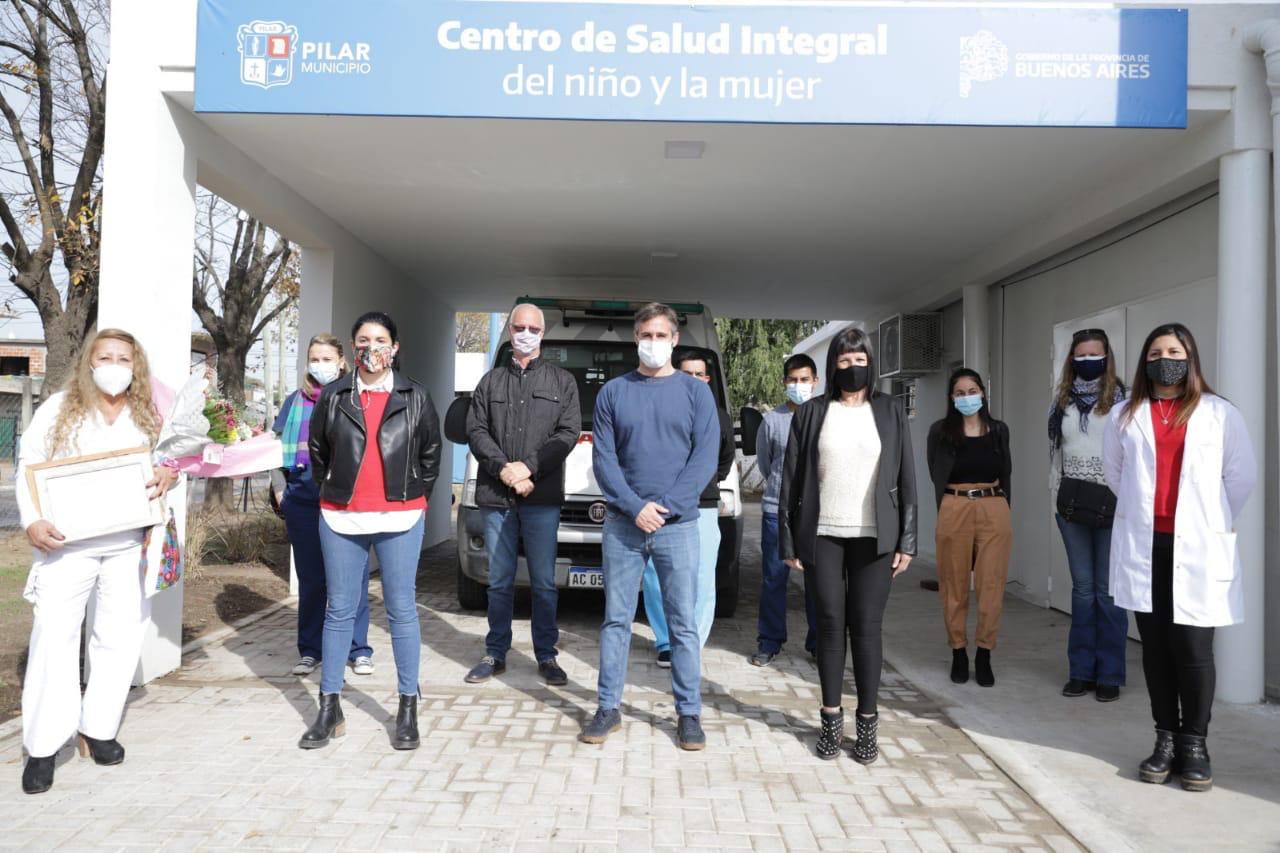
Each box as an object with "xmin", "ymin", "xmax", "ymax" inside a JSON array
[
  {"xmin": 974, "ymin": 648, "xmax": 995, "ymax": 687},
  {"xmin": 950, "ymin": 648, "xmax": 969, "ymax": 684},
  {"xmin": 1138, "ymin": 729, "xmax": 1177, "ymax": 784},
  {"xmin": 815, "ymin": 708, "xmax": 843, "ymax": 760},
  {"xmin": 78, "ymin": 733, "xmax": 125, "ymax": 766},
  {"xmin": 850, "ymin": 712, "xmax": 879, "ymax": 765},
  {"xmin": 22, "ymin": 755, "xmax": 56, "ymax": 795},
  {"xmin": 299, "ymin": 692, "xmax": 345, "ymax": 749},
  {"xmin": 393, "ymin": 694, "xmax": 419, "ymax": 750},
  {"xmin": 1177, "ymin": 734, "xmax": 1212, "ymax": 792}
]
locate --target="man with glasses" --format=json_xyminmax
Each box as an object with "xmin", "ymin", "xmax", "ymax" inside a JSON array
[
  {"xmin": 465, "ymin": 303, "xmax": 581, "ymax": 686},
  {"xmin": 640, "ymin": 350, "xmax": 735, "ymax": 665}
]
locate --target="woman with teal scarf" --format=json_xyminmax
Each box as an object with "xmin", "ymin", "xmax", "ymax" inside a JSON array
[{"xmin": 273, "ymin": 334, "xmax": 373, "ymax": 677}]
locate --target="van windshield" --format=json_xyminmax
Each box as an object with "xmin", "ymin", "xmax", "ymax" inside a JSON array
[{"xmin": 495, "ymin": 341, "xmax": 726, "ymax": 430}]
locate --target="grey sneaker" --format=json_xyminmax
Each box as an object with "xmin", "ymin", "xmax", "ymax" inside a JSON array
[
  {"xmin": 465, "ymin": 656, "xmax": 506, "ymax": 684},
  {"xmin": 749, "ymin": 651, "xmax": 777, "ymax": 667},
  {"xmin": 291, "ymin": 656, "xmax": 319, "ymax": 676},
  {"xmin": 677, "ymin": 715, "xmax": 706, "ymax": 751},
  {"xmin": 350, "ymin": 656, "xmax": 374, "ymax": 676},
  {"xmin": 578, "ymin": 707, "xmax": 622, "ymax": 744}
]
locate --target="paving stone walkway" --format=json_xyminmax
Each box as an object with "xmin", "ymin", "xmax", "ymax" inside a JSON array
[{"xmin": 0, "ymin": 536, "xmax": 1083, "ymax": 852}]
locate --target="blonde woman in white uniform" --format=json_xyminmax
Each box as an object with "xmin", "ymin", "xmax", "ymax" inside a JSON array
[{"xmin": 17, "ymin": 329, "xmax": 178, "ymax": 795}]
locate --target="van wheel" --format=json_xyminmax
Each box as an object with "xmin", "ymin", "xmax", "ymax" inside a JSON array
[
  {"xmin": 457, "ymin": 560, "xmax": 488, "ymax": 611},
  {"xmin": 715, "ymin": 558, "xmax": 739, "ymax": 618}
]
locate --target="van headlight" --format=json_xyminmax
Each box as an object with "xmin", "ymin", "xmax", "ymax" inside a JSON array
[
  {"xmin": 462, "ymin": 478, "xmax": 477, "ymax": 507},
  {"xmin": 718, "ymin": 489, "xmax": 737, "ymax": 517}
]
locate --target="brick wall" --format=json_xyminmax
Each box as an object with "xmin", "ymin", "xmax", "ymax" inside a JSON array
[{"xmin": 0, "ymin": 344, "xmax": 46, "ymax": 376}]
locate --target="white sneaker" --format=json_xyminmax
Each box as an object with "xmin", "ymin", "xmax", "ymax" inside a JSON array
[
  {"xmin": 291, "ymin": 656, "xmax": 319, "ymax": 676},
  {"xmin": 351, "ymin": 656, "xmax": 374, "ymax": 676}
]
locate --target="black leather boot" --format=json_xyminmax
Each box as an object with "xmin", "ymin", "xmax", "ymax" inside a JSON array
[
  {"xmin": 1138, "ymin": 729, "xmax": 1177, "ymax": 784},
  {"xmin": 299, "ymin": 692, "xmax": 345, "ymax": 749},
  {"xmin": 815, "ymin": 708, "xmax": 843, "ymax": 760},
  {"xmin": 850, "ymin": 712, "xmax": 879, "ymax": 765},
  {"xmin": 1177, "ymin": 734, "xmax": 1212, "ymax": 792},
  {"xmin": 22, "ymin": 755, "xmax": 56, "ymax": 795},
  {"xmin": 950, "ymin": 648, "xmax": 969, "ymax": 684},
  {"xmin": 393, "ymin": 694, "xmax": 420, "ymax": 750},
  {"xmin": 974, "ymin": 648, "xmax": 995, "ymax": 687},
  {"xmin": 78, "ymin": 733, "xmax": 125, "ymax": 766}
]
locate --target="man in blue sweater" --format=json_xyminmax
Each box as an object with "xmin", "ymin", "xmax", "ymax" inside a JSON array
[{"xmin": 579, "ymin": 303, "xmax": 719, "ymax": 751}]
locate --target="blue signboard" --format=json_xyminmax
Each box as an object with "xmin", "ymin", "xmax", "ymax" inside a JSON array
[{"xmin": 195, "ymin": 1, "xmax": 1188, "ymax": 128}]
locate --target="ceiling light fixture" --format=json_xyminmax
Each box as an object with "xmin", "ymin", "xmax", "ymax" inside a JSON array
[
  {"xmin": 664, "ymin": 140, "xmax": 705, "ymax": 160},
  {"xmin": 650, "ymin": 250, "xmax": 680, "ymax": 261}
]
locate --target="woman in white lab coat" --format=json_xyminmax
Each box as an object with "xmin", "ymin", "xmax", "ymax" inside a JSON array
[
  {"xmin": 1103, "ymin": 322, "xmax": 1255, "ymax": 794},
  {"xmin": 17, "ymin": 330, "xmax": 179, "ymax": 795}
]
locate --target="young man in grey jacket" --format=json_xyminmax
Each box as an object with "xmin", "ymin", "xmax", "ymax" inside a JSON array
[{"xmin": 751, "ymin": 354, "xmax": 819, "ymax": 667}]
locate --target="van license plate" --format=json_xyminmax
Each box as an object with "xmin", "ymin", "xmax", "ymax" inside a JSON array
[{"xmin": 567, "ymin": 567, "xmax": 604, "ymax": 588}]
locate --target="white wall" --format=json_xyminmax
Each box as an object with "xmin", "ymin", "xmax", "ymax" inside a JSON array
[
  {"xmin": 996, "ymin": 194, "xmax": 1220, "ymax": 606},
  {"xmin": 905, "ymin": 299, "xmax": 965, "ymax": 565}
]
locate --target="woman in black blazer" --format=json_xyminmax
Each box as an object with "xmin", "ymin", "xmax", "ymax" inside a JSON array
[{"xmin": 779, "ymin": 325, "xmax": 918, "ymax": 764}]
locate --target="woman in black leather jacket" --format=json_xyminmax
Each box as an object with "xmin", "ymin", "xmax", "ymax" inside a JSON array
[
  {"xmin": 299, "ymin": 311, "xmax": 441, "ymax": 753},
  {"xmin": 778, "ymin": 325, "xmax": 918, "ymax": 765}
]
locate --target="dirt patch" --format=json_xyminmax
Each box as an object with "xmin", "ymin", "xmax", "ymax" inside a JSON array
[{"xmin": 181, "ymin": 544, "xmax": 292, "ymax": 646}]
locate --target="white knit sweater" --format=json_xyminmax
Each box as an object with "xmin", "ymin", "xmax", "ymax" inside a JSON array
[{"xmin": 816, "ymin": 400, "xmax": 881, "ymax": 538}]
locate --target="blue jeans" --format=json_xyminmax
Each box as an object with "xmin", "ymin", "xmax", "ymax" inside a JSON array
[
  {"xmin": 756, "ymin": 511, "xmax": 817, "ymax": 655},
  {"xmin": 642, "ymin": 507, "xmax": 719, "ymax": 652},
  {"xmin": 281, "ymin": 496, "xmax": 371, "ymax": 661},
  {"xmin": 318, "ymin": 514, "xmax": 424, "ymax": 696},
  {"xmin": 598, "ymin": 512, "xmax": 701, "ymax": 716},
  {"xmin": 481, "ymin": 504, "xmax": 560, "ymax": 662},
  {"xmin": 1057, "ymin": 515, "xmax": 1127, "ymax": 686}
]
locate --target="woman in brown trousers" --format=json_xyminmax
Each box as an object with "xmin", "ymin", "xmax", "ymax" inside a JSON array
[{"xmin": 926, "ymin": 368, "xmax": 1013, "ymax": 687}]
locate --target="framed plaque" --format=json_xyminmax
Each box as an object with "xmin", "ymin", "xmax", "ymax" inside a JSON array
[{"xmin": 26, "ymin": 445, "xmax": 165, "ymax": 542}]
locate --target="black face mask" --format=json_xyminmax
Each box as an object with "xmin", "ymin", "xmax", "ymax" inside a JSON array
[
  {"xmin": 833, "ymin": 364, "xmax": 871, "ymax": 394},
  {"xmin": 1145, "ymin": 357, "xmax": 1189, "ymax": 387},
  {"xmin": 1072, "ymin": 357, "xmax": 1107, "ymax": 381}
]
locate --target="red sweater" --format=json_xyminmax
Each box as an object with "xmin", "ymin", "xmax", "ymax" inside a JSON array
[
  {"xmin": 321, "ymin": 391, "xmax": 427, "ymax": 514},
  {"xmin": 1151, "ymin": 398, "xmax": 1186, "ymax": 534}
]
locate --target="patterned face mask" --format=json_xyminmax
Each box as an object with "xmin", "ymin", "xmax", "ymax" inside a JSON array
[{"xmin": 355, "ymin": 343, "xmax": 395, "ymax": 373}]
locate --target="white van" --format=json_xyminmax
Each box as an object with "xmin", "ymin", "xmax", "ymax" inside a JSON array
[{"xmin": 444, "ymin": 297, "xmax": 745, "ymax": 617}]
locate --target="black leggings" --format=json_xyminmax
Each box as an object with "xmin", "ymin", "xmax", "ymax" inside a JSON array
[
  {"xmin": 810, "ymin": 536, "xmax": 894, "ymax": 714},
  {"xmin": 1134, "ymin": 532, "xmax": 1216, "ymax": 737}
]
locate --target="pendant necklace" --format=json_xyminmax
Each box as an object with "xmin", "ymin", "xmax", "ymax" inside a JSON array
[{"xmin": 1155, "ymin": 398, "xmax": 1173, "ymax": 425}]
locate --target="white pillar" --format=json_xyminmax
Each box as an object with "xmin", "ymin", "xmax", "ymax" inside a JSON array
[
  {"xmin": 1238, "ymin": 20, "xmax": 1280, "ymax": 704},
  {"xmin": 97, "ymin": 5, "xmax": 198, "ymax": 684},
  {"xmin": 1214, "ymin": 150, "xmax": 1270, "ymax": 704},
  {"xmin": 962, "ymin": 283, "xmax": 990, "ymax": 383}
]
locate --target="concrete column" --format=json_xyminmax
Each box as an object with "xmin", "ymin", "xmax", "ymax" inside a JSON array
[
  {"xmin": 1214, "ymin": 149, "xmax": 1270, "ymax": 704},
  {"xmin": 285, "ymin": 247, "xmax": 337, "ymax": 596},
  {"xmin": 962, "ymin": 283, "xmax": 990, "ymax": 383},
  {"xmin": 1238, "ymin": 20, "xmax": 1280, "ymax": 703},
  {"xmin": 97, "ymin": 5, "xmax": 198, "ymax": 683}
]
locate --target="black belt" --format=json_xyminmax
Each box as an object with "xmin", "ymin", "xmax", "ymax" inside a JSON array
[{"xmin": 946, "ymin": 487, "xmax": 1004, "ymax": 500}]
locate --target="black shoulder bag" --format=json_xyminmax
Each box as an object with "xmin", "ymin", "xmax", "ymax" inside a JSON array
[{"xmin": 1056, "ymin": 477, "xmax": 1116, "ymax": 528}]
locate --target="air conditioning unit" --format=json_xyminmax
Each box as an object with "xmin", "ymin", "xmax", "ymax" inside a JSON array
[{"xmin": 878, "ymin": 313, "xmax": 943, "ymax": 378}]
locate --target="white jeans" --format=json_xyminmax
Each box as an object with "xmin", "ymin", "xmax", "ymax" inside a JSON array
[{"xmin": 22, "ymin": 542, "xmax": 149, "ymax": 757}]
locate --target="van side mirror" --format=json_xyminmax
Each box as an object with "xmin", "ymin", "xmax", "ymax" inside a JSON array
[
  {"xmin": 444, "ymin": 396, "xmax": 471, "ymax": 445},
  {"xmin": 738, "ymin": 406, "xmax": 764, "ymax": 454}
]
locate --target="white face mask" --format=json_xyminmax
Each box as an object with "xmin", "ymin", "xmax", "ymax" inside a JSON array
[
  {"xmin": 785, "ymin": 382, "xmax": 813, "ymax": 405},
  {"xmin": 512, "ymin": 329, "xmax": 542, "ymax": 356},
  {"xmin": 308, "ymin": 362, "xmax": 340, "ymax": 385},
  {"xmin": 637, "ymin": 339, "xmax": 673, "ymax": 370},
  {"xmin": 93, "ymin": 364, "xmax": 134, "ymax": 397}
]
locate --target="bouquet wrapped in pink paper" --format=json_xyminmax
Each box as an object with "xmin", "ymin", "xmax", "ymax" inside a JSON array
[{"xmin": 155, "ymin": 370, "xmax": 283, "ymax": 479}]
